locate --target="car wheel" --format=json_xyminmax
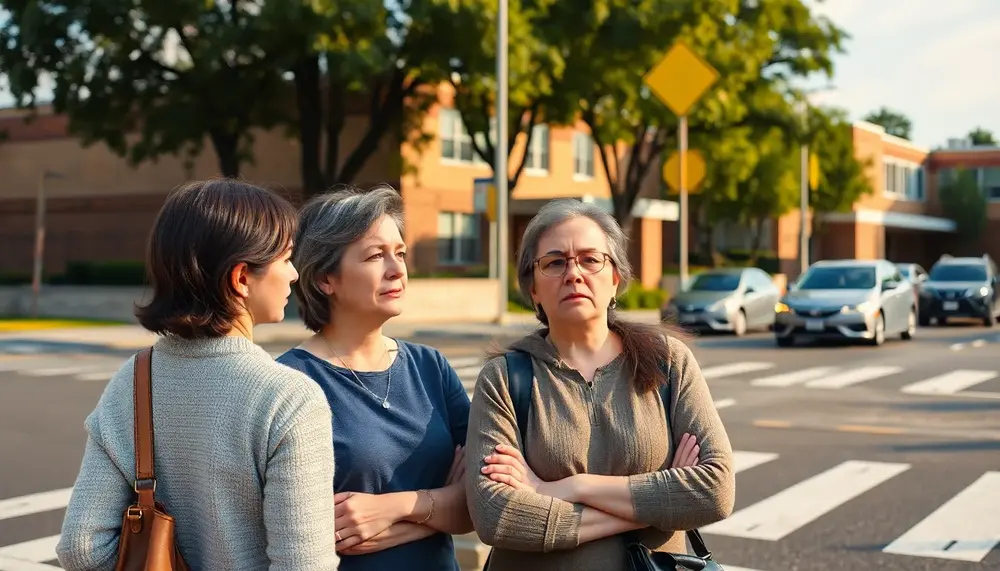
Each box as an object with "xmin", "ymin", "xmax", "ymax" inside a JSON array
[
  {"xmin": 984, "ymin": 304, "xmax": 995, "ymax": 328},
  {"xmin": 902, "ymin": 307, "xmax": 916, "ymax": 340},
  {"xmin": 732, "ymin": 309, "xmax": 747, "ymax": 336},
  {"xmin": 867, "ymin": 313, "xmax": 885, "ymax": 346}
]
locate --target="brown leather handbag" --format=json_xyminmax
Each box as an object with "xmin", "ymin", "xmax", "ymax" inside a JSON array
[{"xmin": 114, "ymin": 347, "xmax": 191, "ymax": 571}]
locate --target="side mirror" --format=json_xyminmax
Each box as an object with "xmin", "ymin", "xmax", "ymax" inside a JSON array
[
  {"xmin": 744, "ymin": 286, "xmax": 755, "ymax": 294},
  {"xmin": 882, "ymin": 281, "xmax": 896, "ymax": 292}
]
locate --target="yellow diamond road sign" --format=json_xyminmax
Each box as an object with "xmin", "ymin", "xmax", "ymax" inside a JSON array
[
  {"xmin": 644, "ymin": 41, "xmax": 720, "ymax": 117},
  {"xmin": 663, "ymin": 150, "xmax": 706, "ymax": 194}
]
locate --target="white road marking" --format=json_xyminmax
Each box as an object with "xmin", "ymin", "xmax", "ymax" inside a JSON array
[
  {"xmin": 701, "ymin": 362, "xmax": 774, "ymax": 379},
  {"xmin": 803, "ymin": 365, "xmax": 903, "ymax": 389},
  {"xmin": 750, "ymin": 366, "xmax": 837, "ymax": 387},
  {"xmin": 883, "ymin": 471, "xmax": 1000, "ymax": 562},
  {"xmin": 702, "ymin": 460, "xmax": 910, "ymax": 541},
  {"xmin": 901, "ymin": 370, "xmax": 998, "ymax": 396},
  {"xmin": 732, "ymin": 451, "xmax": 779, "ymax": 473},
  {"xmin": 713, "ymin": 398, "xmax": 736, "ymax": 409},
  {"xmin": 0, "ymin": 489, "xmax": 72, "ymax": 522},
  {"xmin": 0, "ymin": 535, "xmax": 60, "ymax": 565}
]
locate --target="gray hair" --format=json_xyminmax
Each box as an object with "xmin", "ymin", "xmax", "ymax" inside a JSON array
[
  {"xmin": 516, "ymin": 199, "xmax": 633, "ymax": 320},
  {"xmin": 293, "ymin": 184, "xmax": 405, "ymax": 332}
]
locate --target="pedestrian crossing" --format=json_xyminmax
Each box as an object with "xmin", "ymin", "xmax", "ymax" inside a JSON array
[
  {"xmin": 2, "ymin": 447, "xmax": 998, "ymax": 569},
  {"xmin": 4, "ymin": 352, "xmax": 1000, "ymax": 402}
]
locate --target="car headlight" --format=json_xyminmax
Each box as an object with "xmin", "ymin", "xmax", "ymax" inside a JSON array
[
  {"xmin": 774, "ymin": 302, "xmax": 790, "ymax": 313},
  {"xmin": 843, "ymin": 301, "xmax": 876, "ymax": 314},
  {"xmin": 968, "ymin": 286, "xmax": 990, "ymax": 297}
]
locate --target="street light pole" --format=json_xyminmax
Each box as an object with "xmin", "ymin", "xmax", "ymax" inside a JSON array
[
  {"xmin": 495, "ymin": 0, "xmax": 509, "ymax": 324},
  {"xmin": 798, "ymin": 100, "xmax": 810, "ymax": 276},
  {"xmin": 31, "ymin": 170, "xmax": 64, "ymax": 318}
]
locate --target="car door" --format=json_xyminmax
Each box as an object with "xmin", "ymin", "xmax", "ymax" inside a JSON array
[
  {"xmin": 884, "ymin": 264, "xmax": 910, "ymax": 332},
  {"xmin": 751, "ymin": 270, "xmax": 780, "ymax": 327}
]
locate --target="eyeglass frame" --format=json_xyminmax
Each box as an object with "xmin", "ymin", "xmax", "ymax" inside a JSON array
[{"xmin": 532, "ymin": 251, "xmax": 614, "ymax": 278}]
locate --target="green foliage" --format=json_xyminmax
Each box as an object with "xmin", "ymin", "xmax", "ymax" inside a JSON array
[
  {"xmin": 863, "ymin": 106, "xmax": 912, "ymax": 140},
  {"xmin": 940, "ymin": 169, "xmax": 988, "ymax": 244},
  {"xmin": 0, "ymin": 0, "xmax": 296, "ymax": 176},
  {"xmin": 968, "ymin": 127, "xmax": 997, "ymax": 147},
  {"xmin": 807, "ymin": 106, "xmax": 874, "ymax": 213},
  {"xmin": 616, "ymin": 284, "xmax": 668, "ymax": 310}
]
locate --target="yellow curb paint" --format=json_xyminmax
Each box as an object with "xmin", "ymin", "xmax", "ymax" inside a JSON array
[{"xmin": 752, "ymin": 419, "xmax": 792, "ymax": 429}]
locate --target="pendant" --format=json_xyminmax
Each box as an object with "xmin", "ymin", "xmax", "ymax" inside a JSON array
[{"xmin": 382, "ymin": 401, "xmax": 391, "ymax": 409}]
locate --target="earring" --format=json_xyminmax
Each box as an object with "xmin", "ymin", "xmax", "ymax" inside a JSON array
[{"xmin": 609, "ymin": 298, "xmax": 617, "ymax": 310}]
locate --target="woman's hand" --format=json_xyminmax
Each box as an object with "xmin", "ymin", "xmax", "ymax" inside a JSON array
[
  {"xmin": 334, "ymin": 492, "xmax": 404, "ymax": 551},
  {"xmin": 482, "ymin": 444, "xmax": 552, "ymax": 494},
  {"xmin": 339, "ymin": 522, "xmax": 436, "ymax": 556},
  {"xmin": 671, "ymin": 432, "xmax": 701, "ymax": 468}
]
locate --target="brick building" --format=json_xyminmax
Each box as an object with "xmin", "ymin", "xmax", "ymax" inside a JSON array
[{"xmin": 0, "ymin": 91, "xmax": 996, "ymax": 287}]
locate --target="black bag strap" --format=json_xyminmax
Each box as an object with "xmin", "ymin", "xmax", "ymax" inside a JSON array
[{"xmin": 504, "ymin": 350, "xmax": 534, "ymax": 446}]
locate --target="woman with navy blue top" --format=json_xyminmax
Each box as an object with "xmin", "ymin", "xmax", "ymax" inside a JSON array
[{"xmin": 276, "ymin": 183, "xmax": 474, "ymax": 571}]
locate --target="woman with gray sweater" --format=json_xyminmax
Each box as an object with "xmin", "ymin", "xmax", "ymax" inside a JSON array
[
  {"xmin": 55, "ymin": 179, "xmax": 340, "ymax": 571},
  {"xmin": 465, "ymin": 199, "xmax": 735, "ymax": 570}
]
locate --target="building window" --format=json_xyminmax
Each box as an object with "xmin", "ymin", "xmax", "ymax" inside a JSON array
[
  {"xmin": 982, "ymin": 167, "xmax": 1000, "ymax": 201},
  {"xmin": 439, "ymin": 108, "xmax": 487, "ymax": 164},
  {"xmin": 573, "ymin": 133, "xmax": 595, "ymax": 178},
  {"xmin": 437, "ymin": 212, "xmax": 481, "ymax": 264},
  {"xmin": 524, "ymin": 124, "xmax": 549, "ymax": 172},
  {"xmin": 883, "ymin": 159, "xmax": 924, "ymax": 200}
]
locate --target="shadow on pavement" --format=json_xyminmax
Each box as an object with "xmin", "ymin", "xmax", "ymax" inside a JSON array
[
  {"xmin": 884, "ymin": 440, "xmax": 1000, "ymax": 453},
  {"xmin": 888, "ymin": 400, "xmax": 1000, "ymax": 413},
  {"xmin": 0, "ymin": 339, "xmax": 134, "ymax": 356}
]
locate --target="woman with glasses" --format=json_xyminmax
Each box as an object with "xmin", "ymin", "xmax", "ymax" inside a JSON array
[{"xmin": 464, "ymin": 199, "xmax": 735, "ymax": 570}]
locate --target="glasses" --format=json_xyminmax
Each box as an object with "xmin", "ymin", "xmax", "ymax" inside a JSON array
[{"xmin": 534, "ymin": 252, "xmax": 612, "ymax": 277}]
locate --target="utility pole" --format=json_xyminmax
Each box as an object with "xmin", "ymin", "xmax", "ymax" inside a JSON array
[
  {"xmin": 31, "ymin": 170, "xmax": 64, "ymax": 318},
  {"xmin": 495, "ymin": 0, "xmax": 509, "ymax": 324}
]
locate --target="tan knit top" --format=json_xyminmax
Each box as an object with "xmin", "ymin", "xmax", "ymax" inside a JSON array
[{"xmin": 464, "ymin": 331, "xmax": 735, "ymax": 571}]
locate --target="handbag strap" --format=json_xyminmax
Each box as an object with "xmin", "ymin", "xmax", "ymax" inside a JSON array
[
  {"xmin": 504, "ymin": 351, "xmax": 534, "ymax": 446},
  {"xmin": 133, "ymin": 347, "xmax": 157, "ymax": 508}
]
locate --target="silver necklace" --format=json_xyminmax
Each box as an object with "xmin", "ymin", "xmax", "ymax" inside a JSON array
[{"xmin": 326, "ymin": 339, "xmax": 393, "ymax": 410}]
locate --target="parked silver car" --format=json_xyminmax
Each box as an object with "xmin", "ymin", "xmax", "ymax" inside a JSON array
[
  {"xmin": 774, "ymin": 259, "xmax": 917, "ymax": 347},
  {"xmin": 661, "ymin": 267, "xmax": 781, "ymax": 336}
]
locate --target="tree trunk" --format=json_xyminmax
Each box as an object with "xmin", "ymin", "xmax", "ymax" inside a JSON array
[
  {"xmin": 209, "ymin": 129, "xmax": 241, "ymax": 178},
  {"xmin": 294, "ymin": 54, "xmax": 323, "ymax": 198}
]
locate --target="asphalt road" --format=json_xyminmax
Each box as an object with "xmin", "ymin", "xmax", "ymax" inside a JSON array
[{"xmin": 1, "ymin": 324, "xmax": 998, "ymax": 570}]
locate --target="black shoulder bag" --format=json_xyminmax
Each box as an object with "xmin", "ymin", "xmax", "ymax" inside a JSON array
[{"xmin": 502, "ymin": 350, "xmax": 726, "ymax": 571}]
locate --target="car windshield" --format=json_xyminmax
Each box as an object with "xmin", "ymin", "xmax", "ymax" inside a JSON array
[
  {"xmin": 797, "ymin": 266, "xmax": 876, "ymax": 290},
  {"xmin": 688, "ymin": 273, "xmax": 741, "ymax": 292},
  {"xmin": 929, "ymin": 264, "xmax": 987, "ymax": 282}
]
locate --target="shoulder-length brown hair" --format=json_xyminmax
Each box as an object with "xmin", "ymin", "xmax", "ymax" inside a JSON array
[{"xmin": 134, "ymin": 178, "xmax": 297, "ymax": 339}]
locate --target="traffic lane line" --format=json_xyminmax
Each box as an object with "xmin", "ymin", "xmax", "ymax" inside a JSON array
[{"xmin": 749, "ymin": 418, "xmax": 1000, "ymax": 440}]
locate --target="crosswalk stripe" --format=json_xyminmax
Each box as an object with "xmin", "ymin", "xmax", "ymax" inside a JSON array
[
  {"xmin": 803, "ymin": 365, "xmax": 903, "ymax": 389},
  {"xmin": 750, "ymin": 366, "xmax": 837, "ymax": 387},
  {"xmin": 732, "ymin": 451, "xmax": 779, "ymax": 473},
  {"xmin": 883, "ymin": 471, "xmax": 1000, "ymax": 562},
  {"xmin": 900, "ymin": 370, "xmax": 999, "ymax": 396},
  {"xmin": 0, "ymin": 535, "xmax": 59, "ymax": 565},
  {"xmin": 0, "ymin": 489, "xmax": 72, "ymax": 522},
  {"xmin": 702, "ymin": 362, "xmax": 774, "ymax": 379},
  {"xmin": 453, "ymin": 366, "xmax": 481, "ymax": 379},
  {"xmin": 74, "ymin": 371, "xmax": 119, "ymax": 382},
  {"xmin": 702, "ymin": 460, "xmax": 910, "ymax": 541},
  {"xmin": 448, "ymin": 357, "xmax": 482, "ymax": 368},
  {"xmin": 0, "ymin": 555, "xmax": 60, "ymax": 570}
]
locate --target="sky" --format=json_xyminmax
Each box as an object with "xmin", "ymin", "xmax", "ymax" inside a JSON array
[
  {"xmin": 2, "ymin": 1, "xmax": 997, "ymax": 151},
  {"xmin": 806, "ymin": 0, "xmax": 1000, "ymax": 149}
]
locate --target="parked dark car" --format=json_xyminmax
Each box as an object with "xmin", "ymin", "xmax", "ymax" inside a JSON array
[{"xmin": 919, "ymin": 255, "xmax": 999, "ymax": 327}]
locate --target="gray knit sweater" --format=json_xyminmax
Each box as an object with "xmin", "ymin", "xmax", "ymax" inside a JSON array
[{"xmin": 56, "ymin": 335, "xmax": 340, "ymax": 571}]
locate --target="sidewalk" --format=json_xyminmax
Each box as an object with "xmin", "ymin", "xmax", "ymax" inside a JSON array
[{"xmin": 0, "ymin": 311, "xmax": 662, "ymax": 351}]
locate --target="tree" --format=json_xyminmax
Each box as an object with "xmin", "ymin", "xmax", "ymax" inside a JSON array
[
  {"xmin": 432, "ymin": 0, "xmax": 566, "ymax": 193},
  {"xmin": 549, "ymin": 0, "xmax": 848, "ymax": 229},
  {"xmin": 940, "ymin": 168, "xmax": 987, "ymax": 244},
  {"xmin": 863, "ymin": 106, "xmax": 912, "ymax": 140},
  {"xmin": 807, "ymin": 106, "xmax": 874, "ymax": 214},
  {"xmin": 287, "ymin": 0, "xmax": 457, "ymax": 197},
  {"xmin": 0, "ymin": 0, "xmax": 296, "ymax": 177},
  {"xmin": 968, "ymin": 127, "xmax": 997, "ymax": 146}
]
